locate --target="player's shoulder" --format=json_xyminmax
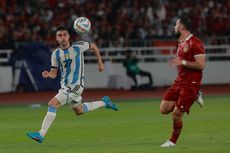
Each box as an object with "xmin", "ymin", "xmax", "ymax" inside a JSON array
[
  {"xmin": 191, "ymin": 35, "xmax": 203, "ymax": 44},
  {"xmin": 73, "ymin": 41, "xmax": 89, "ymax": 46},
  {"xmin": 52, "ymin": 48, "xmax": 60, "ymax": 54}
]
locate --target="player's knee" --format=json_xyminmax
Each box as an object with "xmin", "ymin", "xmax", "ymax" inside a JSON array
[
  {"xmin": 172, "ymin": 111, "xmax": 182, "ymax": 121},
  {"xmin": 160, "ymin": 104, "xmax": 172, "ymax": 114},
  {"xmin": 48, "ymin": 97, "xmax": 60, "ymax": 108},
  {"xmin": 160, "ymin": 107, "xmax": 169, "ymax": 114},
  {"xmin": 73, "ymin": 107, "xmax": 84, "ymax": 116},
  {"xmin": 48, "ymin": 102, "xmax": 57, "ymax": 109},
  {"xmin": 74, "ymin": 111, "xmax": 84, "ymax": 116}
]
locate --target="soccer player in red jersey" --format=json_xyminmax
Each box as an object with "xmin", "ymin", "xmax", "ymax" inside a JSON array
[{"xmin": 160, "ymin": 16, "xmax": 206, "ymax": 147}]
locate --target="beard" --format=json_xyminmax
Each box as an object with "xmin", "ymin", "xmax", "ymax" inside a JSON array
[
  {"xmin": 59, "ymin": 40, "xmax": 70, "ymax": 49},
  {"xmin": 174, "ymin": 31, "xmax": 181, "ymax": 39}
]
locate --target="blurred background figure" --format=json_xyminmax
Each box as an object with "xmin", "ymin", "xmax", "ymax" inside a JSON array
[{"xmin": 123, "ymin": 50, "xmax": 154, "ymax": 90}]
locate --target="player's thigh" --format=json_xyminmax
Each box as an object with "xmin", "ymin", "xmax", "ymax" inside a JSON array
[
  {"xmin": 160, "ymin": 84, "xmax": 180, "ymax": 114},
  {"xmin": 54, "ymin": 87, "xmax": 82, "ymax": 106},
  {"xmin": 160, "ymin": 100, "xmax": 176, "ymax": 114},
  {"xmin": 70, "ymin": 91, "xmax": 84, "ymax": 115},
  {"xmin": 72, "ymin": 103, "xmax": 84, "ymax": 115},
  {"xmin": 54, "ymin": 89, "xmax": 71, "ymax": 106},
  {"xmin": 177, "ymin": 85, "xmax": 200, "ymax": 113}
]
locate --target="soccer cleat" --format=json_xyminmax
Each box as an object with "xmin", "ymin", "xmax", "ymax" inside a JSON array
[
  {"xmin": 102, "ymin": 96, "xmax": 118, "ymax": 111},
  {"xmin": 196, "ymin": 91, "xmax": 204, "ymax": 107},
  {"xmin": 26, "ymin": 132, "xmax": 44, "ymax": 143},
  {"xmin": 161, "ymin": 140, "xmax": 176, "ymax": 147}
]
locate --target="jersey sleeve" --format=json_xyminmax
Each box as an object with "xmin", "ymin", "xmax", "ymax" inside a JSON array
[
  {"xmin": 193, "ymin": 40, "xmax": 205, "ymax": 57},
  {"xmin": 51, "ymin": 50, "xmax": 59, "ymax": 68},
  {"xmin": 75, "ymin": 41, "xmax": 91, "ymax": 53}
]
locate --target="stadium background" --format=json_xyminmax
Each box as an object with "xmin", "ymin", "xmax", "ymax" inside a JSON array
[
  {"xmin": 0, "ymin": 0, "xmax": 229, "ymax": 98},
  {"xmin": 0, "ymin": 1, "xmax": 230, "ymax": 152}
]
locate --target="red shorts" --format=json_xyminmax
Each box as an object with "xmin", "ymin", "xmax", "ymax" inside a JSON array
[{"xmin": 163, "ymin": 83, "xmax": 200, "ymax": 114}]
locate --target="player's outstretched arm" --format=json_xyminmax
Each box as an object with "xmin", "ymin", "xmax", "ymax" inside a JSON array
[
  {"xmin": 90, "ymin": 43, "xmax": 104, "ymax": 72},
  {"xmin": 42, "ymin": 68, "xmax": 58, "ymax": 79}
]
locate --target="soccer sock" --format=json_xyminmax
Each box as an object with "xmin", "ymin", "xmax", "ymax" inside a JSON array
[
  {"xmin": 169, "ymin": 120, "xmax": 183, "ymax": 144},
  {"xmin": 82, "ymin": 101, "xmax": 106, "ymax": 112},
  {"xmin": 39, "ymin": 106, "xmax": 57, "ymax": 137}
]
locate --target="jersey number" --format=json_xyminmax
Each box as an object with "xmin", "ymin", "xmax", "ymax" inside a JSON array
[{"xmin": 63, "ymin": 59, "xmax": 72, "ymax": 68}]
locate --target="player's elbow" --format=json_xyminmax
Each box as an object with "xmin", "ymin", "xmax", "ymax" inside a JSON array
[
  {"xmin": 198, "ymin": 63, "xmax": 205, "ymax": 70},
  {"xmin": 50, "ymin": 76, "xmax": 57, "ymax": 79},
  {"xmin": 49, "ymin": 73, "xmax": 57, "ymax": 79},
  {"xmin": 90, "ymin": 43, "xmax": 97, "ymax": 50},
  {"xmin": 195, "ymin": 61, "xmax": 205, "ymax": 70}
]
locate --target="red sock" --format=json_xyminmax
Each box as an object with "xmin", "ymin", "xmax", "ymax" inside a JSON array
[{"xmin": 169, "ymin": 120, "xmax": 183, "ymax": 144}]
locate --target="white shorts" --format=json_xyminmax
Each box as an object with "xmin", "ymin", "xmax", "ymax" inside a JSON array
[{"xmin": 55, "ymin": 85, "xmax": 84, "ymax": 107}]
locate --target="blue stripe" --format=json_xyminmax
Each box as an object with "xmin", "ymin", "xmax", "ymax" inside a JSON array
[
  {"xmin": 55, "ymin": 50, "xmax": 60, "ymax": 67},
  {"xmin": 71, "ymin": 46, "xmax": 80, "ymax": 84},
  {"xmin": 55, "ymin": 50, "xmax": 63, "ymax": 74},
  {"xmin": 83, "ymin": 104, "xmax": 88, "ymax": 112},
  {"xmin": 64, "ymin": 49, "xmax": 71, "ymax": 85},
  {"xmin": 48, "ymin": 106, "xmax": 57, "ymax": 113}
]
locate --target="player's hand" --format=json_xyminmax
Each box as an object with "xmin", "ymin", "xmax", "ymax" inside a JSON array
[
  {"xmin": 168, "ymin": 58, "xmax": 182, "ymax": 68},
  {"xmin": 42, "ymin": 70, "xmax": 49, "ymax": 78},
  {"xmin": 98, "ymin": 63, "xmax": 104, "ymax": 72}
]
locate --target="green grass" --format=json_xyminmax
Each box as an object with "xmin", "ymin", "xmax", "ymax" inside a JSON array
[{"xmin": 0, "ymin": 96, "xmax": 230, "ymax": 153}]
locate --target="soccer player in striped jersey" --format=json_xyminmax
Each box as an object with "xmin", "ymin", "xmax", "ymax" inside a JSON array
[{"xmin": 26, "ymin": 25, "xmax": 118, "ymax": 143}]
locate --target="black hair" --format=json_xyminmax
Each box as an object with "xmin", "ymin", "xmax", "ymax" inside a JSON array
[
  {"xmin": 179, "ymin": 15, "xmax": 193, "ymax": 32},
  {"xmin": 56, "ymin": 25, "xmax": 70, "ymax": 34}
]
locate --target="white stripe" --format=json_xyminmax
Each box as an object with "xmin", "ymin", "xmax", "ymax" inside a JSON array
[
  {"xmin": 185, "ymin": 34, "xmax": 193, "ymax": 41},
  {"xmin": 194, "ymin": 54, "xmax": 206, "ymax": 57}
]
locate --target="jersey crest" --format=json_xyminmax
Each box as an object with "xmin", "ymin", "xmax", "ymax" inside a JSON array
[{"xmin": 183, "ymin": 43, "xmax": 189, "ymax": 53}]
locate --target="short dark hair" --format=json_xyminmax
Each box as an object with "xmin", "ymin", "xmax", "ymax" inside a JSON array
[
  {"xmin": 179, "ymin": 16, "xmax": 193, "ymax": 32},
  {"xmin": 56, "ymin": 25, "xmax": 70, "ymax": 34}
]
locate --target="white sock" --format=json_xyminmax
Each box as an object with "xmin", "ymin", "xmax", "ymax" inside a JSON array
[
  {"xmin": 39, "ymin": 112, "xmax": 56, "ymax": 137},
  {"xmin": 83, "ymin": 101, "xmax": 106, "ymax": 112}
]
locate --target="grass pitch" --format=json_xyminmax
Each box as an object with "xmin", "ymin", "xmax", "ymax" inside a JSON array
[{"xmin": 0, "ymin": 96, "xmax": 230, "ymax": 153}]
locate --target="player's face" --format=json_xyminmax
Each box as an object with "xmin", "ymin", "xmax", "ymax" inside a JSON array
[
  {"xmin": 56, "ymin": 30, "xmax": 70, "ymax": 46},
  {"xmin": 174, "ymin": 19, "xmax": 182, "ymax": 38},
  {"xmin": 174, "ymin": 19, "xmax": 181, "ymax": 34}
]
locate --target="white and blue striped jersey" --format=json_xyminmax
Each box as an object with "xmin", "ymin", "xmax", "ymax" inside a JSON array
[{"xmin": 51, "ymin": 41, "xmax": 90, "ymax": 89}]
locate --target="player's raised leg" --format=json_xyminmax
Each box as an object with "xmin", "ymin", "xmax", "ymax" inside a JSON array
[
  {"xmin": 73, "ymin": 96, "xmax": 118, "ymax": 115},
  {"xmin": 196, "ymin": 91, "xmax": 204, "ymax": 107}
]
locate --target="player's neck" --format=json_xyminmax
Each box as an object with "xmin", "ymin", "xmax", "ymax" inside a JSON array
[
  {"xmin": 60, "ymin": 42, "xmax": 71, "ymax": 50},
  {"xmin": 179, "ymin": 31, "xmax": 192, "ymax": 43}
]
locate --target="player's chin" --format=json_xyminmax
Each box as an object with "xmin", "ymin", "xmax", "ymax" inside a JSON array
[
  {"xmin": 174, "ymin": 30, "xmax": 180, "ymax": 37},
  {"xmin": 60, "ymin": 41, "xmax": 67, "ymax": 45}
]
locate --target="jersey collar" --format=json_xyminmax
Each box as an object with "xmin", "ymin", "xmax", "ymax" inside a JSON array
[{"xmin": 185, "ymin": 34, "xmax": 193, "ymax": 41}]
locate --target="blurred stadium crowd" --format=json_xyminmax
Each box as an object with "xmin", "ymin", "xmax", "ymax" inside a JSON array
[{"xmin": 0, "ymin": 0, "xmax": 230, "ymax": 49}]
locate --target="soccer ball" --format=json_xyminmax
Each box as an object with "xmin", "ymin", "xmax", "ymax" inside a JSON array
[{"xmin": 73, "ymin": 17, "xmax": 91, "ymax": 35}]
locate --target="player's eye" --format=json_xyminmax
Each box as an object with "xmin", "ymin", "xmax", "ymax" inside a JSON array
[{"xmin": 57, "ymin": 34, "xmax": 62, "ymax": 37}]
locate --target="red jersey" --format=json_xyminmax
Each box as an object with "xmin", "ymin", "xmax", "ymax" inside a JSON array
[{"xmin": 175, "ymin": 34, "xmax": 205, "ymax": 86}]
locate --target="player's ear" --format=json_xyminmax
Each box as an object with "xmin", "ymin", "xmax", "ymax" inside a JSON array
[{"xmin": 56, "ymin": 33, "xmax": 59, "ymax": 41}]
